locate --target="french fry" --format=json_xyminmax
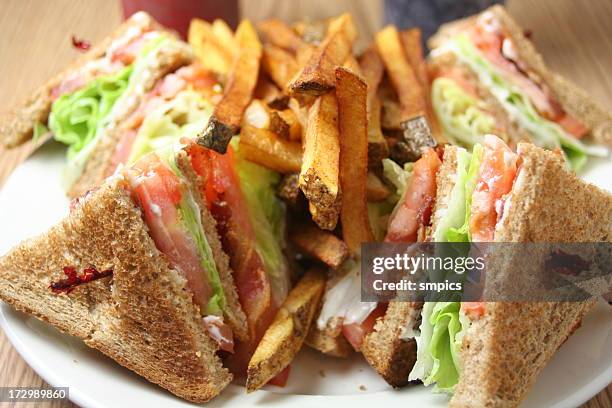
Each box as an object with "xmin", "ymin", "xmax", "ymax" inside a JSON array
[
  {"xmin": 299, "ymin": 92, "xmax": 341, "ymax": 230},
  {"xmin": 246, "ymin": 268, "xmax": 326, "ymax": 392},
  {"xmin": 188, "ymin": 19, "xmax": 235, "ymax": 75},
  {"xmin": 291, "ymin": 222, "xmax": 349, "ymax": 268},
  {"xmin": 211, "ymin": 19, "xmax": 236, "ymax": 50},
  {"xmin": 293, "ymin": 20, "xmax": 327, "ymax": 45},
  {"xmin": 366, "ymin": 171, "xmax": 391, "ymax": 202},
  {"xmin": 358, "ymin": 46, "xmax": 389, "ymax": 166},
  {"xmin": 277, "ymin": 173, "xmax": 304, "ymax": 208},
  {"xmin": 243, "ymin": 100, "xmax": 271, "ymax": 129},
  {"xmin": 258, "ymin": 19, "xmax": 308, "ymax": 54},
  {"xmin": 335, "ymin": 67, "xmax": 374, "ymax": 254},
  {"xmin": 375, "ymin": 25, "xmax": 426, "ymax": 123},
  {"xmin": 254, "ymin": 76, "xmax": 289, "ymax": 109},
  {"xmin": 400, "ymin": 28, "xmax": 446, "ymax": 143},
  {"xmin": 342, "ymin": 54, "xmax": 362, "ymax": 75},
  {"xmin": 268, "ymin": 110, "xmax": 290, "ymax": 139},
  {"xmin": 197, "ymin": 20, "xmax": 262, "ymax": 153},
  {"xmin": 240, "ymin": 125, "xmax": 302, "ymax": 173},
  {"xmin": 288, "ymin": 14, "xmax": 356, "ymax": 97},
  {"xmin": 277, "ymin": 109, "xmax": 302, "ymax": 141},
  {"xmin": 262, "ymin": 44, "xmax": 299, "ymax": 91}
]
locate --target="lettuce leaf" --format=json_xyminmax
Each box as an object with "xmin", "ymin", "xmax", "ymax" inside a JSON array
[
  {"xmin": 431, "ymin": 77, "xmax": 494, "ymax": 148},
  {"xmin": 128, "ymin": 90, "xmax": 213, "ymax": 164},
  {"xmin": 232, "ymin": 139, "xmax": 291, "ymax": 305},
  {"xmin": 49, "ymin": 64, "xmax": 133, "ymax": 159},
  {"xmin": 445, "ymin": 144, "xmax": 483, "ymax": 243},
  {"xmin": 449, "ymin": 35, "xmax": 607, "ymax": 172},
  {"xmin": 382, "ymin": 158, "xmax": 413, "ymax": 199}
]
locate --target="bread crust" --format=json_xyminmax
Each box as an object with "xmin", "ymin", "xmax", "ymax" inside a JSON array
[
  {"xmin": 0, "ymin": 12, "xmax": 163, "ymax": 149},
  {"xmin": 0, "ymin": 178, "xmax": 232, "ymax": 402}
]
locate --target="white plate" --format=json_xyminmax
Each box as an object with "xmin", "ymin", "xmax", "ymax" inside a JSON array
[{"xmin": 0, "ymin": 141, "xmax": 611, "ymax": 408}]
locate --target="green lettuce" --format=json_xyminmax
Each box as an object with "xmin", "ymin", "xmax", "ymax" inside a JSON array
[
  {"xmin": 431, "ymin": 77, "xmax": 494, "ymax": 148},
  {"xmin": 128, "ymin": 90, "xmax": 213, "ymax": 164},
  {"xmin": 49, "ymin": 64, "xmax": 133, "ymax": 159},
  {"xmin": 382, "ymin": 158, "xmax": 413, "ymax": 199},
  {"xmin": 449, "ymin": 34, "xmax": 607, "ymax": 172},
  {"xmin": 445, "ymin": 144, "xmax": 483, "ymax": 243},
  {"xmin": 232, "ymin": 139, "xmax": 291, "ymax": 305},
  {"xmin": 49, "ymin": 34, "xmax": 174, "ymax": 185},
  {"xmin": 410, "ymin": 145, "xmax": 481, "ymax": 392},
  {"xmin": 178, "ymin": 188, "xmax": 227, "ymax": 316}
]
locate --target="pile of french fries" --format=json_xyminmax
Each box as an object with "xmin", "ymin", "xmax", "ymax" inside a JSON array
[{"xmin": 188, "ymin": 13, "xmax": 439, "ymax": 389}]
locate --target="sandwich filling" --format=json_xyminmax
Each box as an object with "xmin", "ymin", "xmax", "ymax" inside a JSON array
[
  {"xmin": 48, "ymin": 32, "xmax": 190, "ymax": 187},
  {"xmin": 187, "ymin": 139, "xmax": 291, "ymax": 375},
  {"xmin": 409, "ymin": 134, "xmax": 519, "ymax": 392},
  {"xmin": 125, "ymin": 148, "xmax": 235, "ymax": 352},
  {"xmin": 430, "ymin": 11, "xmax": 607, "ymax": 170}
]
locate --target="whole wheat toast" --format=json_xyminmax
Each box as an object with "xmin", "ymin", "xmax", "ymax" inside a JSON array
[
  {"xmin": 0, "ymin": 176, "xmax": 238, "ymax": 402},
  {"xmin": 448, "ymin": 143, "xmax": 611, "ymax": 407}
]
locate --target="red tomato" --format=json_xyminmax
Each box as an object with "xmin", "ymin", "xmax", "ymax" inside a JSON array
[
  {"xmin": 268, "ymin": 366, "xmax": 291, "ymax": 387},
  {"xmin": 188, "ymin": 143, "xmax": 277, "ymax": 377},
  {"xmin": 385, "ymin": 148, "xmax": 442, "ymax": 243},
  {"xmin": 131, "ymin": 153, "xmax": 213, "ymax": 310},
  {"xmin": 557, "ymin": 114, "xmax": 588, "ymax": 139},
  {"xmin": 469, "ymin": 135, "xmax": 518, "ymax": 242},
  {"xmin": 342, "ymin": 303, "xmax": 388, "ymax": 352},
  {"xmin": 462, "ymin": 302, "xmax": 485, "ymax": 320}
]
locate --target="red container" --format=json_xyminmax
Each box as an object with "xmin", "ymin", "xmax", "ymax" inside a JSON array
[{"xmin": 121, "ymin": 0, "xmax": 239, "ymax": 39}]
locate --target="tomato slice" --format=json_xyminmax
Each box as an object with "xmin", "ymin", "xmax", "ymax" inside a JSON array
[
  {"xmin": 131, "ymin": 153, "xmax": 211, "ymax": 309},
  {"xmin": 342, "ymin": 303, "xmax": 388, "ymax": 352},
  {"xmin": 469, "ymin": 135, "xmax": 518, "ymax": 242},
  {"xmin": 557, "ymin": 114, "xmax": 588, "ymax": 139},
  {"xmin": 462, "ymin": 302, "xmax": 485, "ymax": 320},
  {"xmin": 188, "ymin": 143, "xmax": 277, "ymax": 377},
  {"xmin": 385, "ymin": 148, "xmax": 442, "ymax": 243}
]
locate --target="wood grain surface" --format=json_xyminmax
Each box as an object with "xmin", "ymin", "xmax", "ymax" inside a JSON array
[{"xmin": 0, "ymin": 0, "xmax": 610, "ymax": 407}]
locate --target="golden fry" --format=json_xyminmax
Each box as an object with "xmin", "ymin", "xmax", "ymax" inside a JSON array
[
  {"xmin": 240, "ymin": 125, "xmax": 302, "ymax": 173},
  {"xmin": 335, "ymin": 67, "xmax": 374, "ymax": 254},
  {"xmin": 358, "ymin": 46, "xmax": 389, "ymax": 166},
  {"xmin": 262, "ymin": 44, "xmax": 300, "ymax": 90},
  {"xmin": 277, "ymin": 109, "xmax": 302, "ymax": 141},
  {"xmin": 246, "ymin": 268, "xmax": 326, "ymax": 392},
  {"xmin": 258, "ymin": 19, "xmax": 307, "ymax": 54},
  {"xmin": 375, "ymin": 26, "xmax": 426, "ymax": 122},
  {"xmin": 299, "ymin": 92, "xmax": 341, "ymax": 230},
  {"xmin": 288, "ymin": 14, "xmax": 356, "ymax": 96},
  {"xmin": 197, "ymin": 20, "xmax": 262, "ymax": 153},
  {"xmin": 291, "ymin": 222, "xmax": 349, "ymax": 268},
  {"xmin": 188, "ymin": 19, "xmax": 235, "ymax": 75},
  {"xmin": 400, "ymin": 28, "xmax": 446, "ymax": 143}
]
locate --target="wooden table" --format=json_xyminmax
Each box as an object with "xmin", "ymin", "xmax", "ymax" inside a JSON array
[{"xmin": 0, "ymin": 0, "xmax": 610, "ymax": 407}]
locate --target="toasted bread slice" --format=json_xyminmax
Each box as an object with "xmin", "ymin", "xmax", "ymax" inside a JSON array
[
  {"xmin": 0, "ymin": 12, "xmax": 162, "ymax": 149},
  {"xmin": 0, "ymin": 177, "xmax": 240, "ymax": 402},
  {"xmin": 66, "ymin": 40, "xmax": 194, "ymax": 199},
  {"xmin": 361, "ymin": 301, "xmax": 420, "ymax": 387},
  {"xmin": 448, "ymin": 144, "xmax": 611, "ymax": 407},
  {"xmin": 429, "ymin": 5, "xmax": 612, "ymax": 145}
]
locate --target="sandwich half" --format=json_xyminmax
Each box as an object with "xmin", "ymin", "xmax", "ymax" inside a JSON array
[
  {"xmin": 0, "ymin": 146, "xmax": 252, "ymax": 402},
  {"xmin": 427, "ymin": 5, "xmax": 611, "ymax": 171},
  {"xmin": 0, "ymin": 12, "xmax": 196, "ymax": 197},
  {"xmin": 407, "ymin": 135, "xmax": 611, "ymax": 406}
]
